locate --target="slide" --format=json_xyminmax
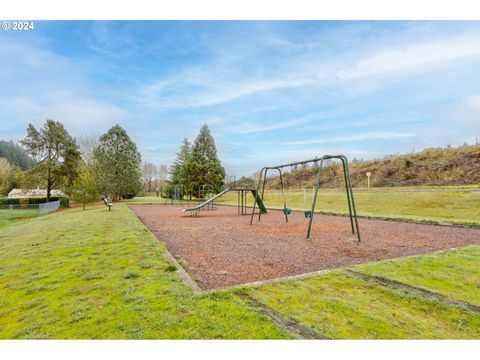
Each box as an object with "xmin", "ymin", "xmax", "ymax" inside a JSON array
[
  {"xmin": 183, "ymin": 188, "xmax": 267, "ymax": 216},
  {"xmin": 183, "ymin": 188, "xmax": 231, "ymax": 213},
  {"xmin": 250, "ymin": 189, "xmax": 267, "ymax": 213}
]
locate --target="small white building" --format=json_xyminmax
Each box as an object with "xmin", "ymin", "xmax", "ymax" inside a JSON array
[{"xmin": 8, "ymin": 188, "xmax": 66, "ymax": 198}]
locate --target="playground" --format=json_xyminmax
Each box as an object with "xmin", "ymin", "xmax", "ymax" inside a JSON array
[{"xmin": 130, "ymin": 204, "xmax": 480, "ymax": 290}]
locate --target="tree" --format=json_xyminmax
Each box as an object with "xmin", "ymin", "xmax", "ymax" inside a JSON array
[
  {"xmin": 0, "ymin": 140, "xmax": 36, "ymax": 170},
  {"xmin": 0, "ymin": 158, "xmax": 12, "ymax": 195},
  {"xmin": 141, "ymin": 162, "xmax": 157, "ymax": 193},
  {"xmin": 170, "ymin": 137, "xmax": 191, "ymax": 182},
  {"xmin": 70, "ymin": 165, "xmax": 100, "ymax": 210},
  {"xmin": 20, "ymin": 120, "xmax": 81, "ymax": 201},
  {"xmin": 167, "ymin": 138, "xmax": 191, "ymax": 197},
  {"xmin": 0, "ymin": 164, "xmax": 25, "ymax": 196},
  {"xmin": 157, "ymin": 164, "xmax": 168, "ymax": 194},
  {"xmin": 77, "ymin": 134, "xmax": 100, "ymax": 165},
  {"xmin": 92, "ymin": 125, "xmax": 142, "ymax": 200},
  {"xmin": 183, "ymin": 124, "xmax": 225, "ymax": 195}
]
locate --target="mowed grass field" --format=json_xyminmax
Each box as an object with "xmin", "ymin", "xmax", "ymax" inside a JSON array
[
  {"xmin": 0, "ymin": 197, "xmax": 479, "ymax": 339},
  {"xmin": 215, "ymin": 188, "xmax": 480, "ymax": 225},
  {"xmin": 0, "ymin": 208, "xmax": 38, "ymax": 223}
]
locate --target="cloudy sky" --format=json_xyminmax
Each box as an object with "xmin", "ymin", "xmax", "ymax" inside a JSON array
[{"xmin": 1, "ymin": 21, "xmax": 480, "ymax": 176}]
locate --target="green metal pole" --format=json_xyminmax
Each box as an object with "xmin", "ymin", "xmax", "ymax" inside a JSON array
[
  {"xmin": 250, "ymin": 167, "xmax": 266, "ymax": 225},
  {"xmin": 278, "ymin": 168, "xmax": 288, "ymax": 223},
  {"xmin": 341, "ymin": 157, "xmax": 355, "ymax": 234},
  {"xmin": 258, "ymin": 168, "xmax": 268, "ymax": 222},
  {"xmin": 342, "ymin": 156, "xmax": 361, "ymax": 243},
  {"xmin": 307, "ymin": 159, "xmax": 324, "ymax": 239}
]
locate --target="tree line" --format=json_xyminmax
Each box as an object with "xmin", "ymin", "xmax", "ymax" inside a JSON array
[
  {"xmin": 1, "ymin": 121, "xmax": 227, "ymax": 207},
  {"xmin": 0, "ymin": 119, "xmax": 143, "ymax": 209}
]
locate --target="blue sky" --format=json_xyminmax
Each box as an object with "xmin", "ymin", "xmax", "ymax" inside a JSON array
[{"xmin": 1, "ymin": 21, "xmax": 480, "ymax": 176}]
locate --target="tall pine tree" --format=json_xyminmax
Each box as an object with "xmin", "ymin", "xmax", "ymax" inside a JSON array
[
  {"xmin": 92, "ymin": 125, "xmax": 142, "ymax": 200},
  {"xmin": 21, "ymin": 120, "xmax": 81, "ymax": 201},
  {"xmin": 183, "ymin": 124, "xmax": 225, "ymax": 195},
  {"xmin": 169, "ymin": 137, "xmax": 191, "ymax": 185}
]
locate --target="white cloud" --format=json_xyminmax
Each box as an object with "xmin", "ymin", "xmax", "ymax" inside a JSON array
[
  {"xmin": 283, "ymin": 131, "xmax": 417, "ymax": 145},
  {"xmin": 224, "ymin": 112, "xmax": 321, "ymax": 134},
  {"xmin": 465, "ymin": 94, "xmax": 480, "ymax": 112},
  {"xmin": 0, "ymin": 38, "xmax": 131, "ymax": 140},
  {"xmin": 139, "ymin": 76, "xmax": 315, "ymax": 108},
  {"xmin": 340, "ymin": 35, "xmax": 480, "ymax": 80},
  {"xmin": 1, "ymin": 95, "xmax": 129, "ymax": 139},
  {"xmin": 137, "ymin": 33, "xmax": 480, "ymax": 109}
]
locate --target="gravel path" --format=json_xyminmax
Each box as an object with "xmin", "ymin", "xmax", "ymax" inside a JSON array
[{"xmin": 130, "ymin": 205, "xmax": 480, "ymax": 290}]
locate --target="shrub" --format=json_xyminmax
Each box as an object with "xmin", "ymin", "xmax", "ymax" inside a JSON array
[
  {"xmin": 0, "ymin": 197, "xmax": 69, "ymax": 208},
  {"xmin": 0, "ymin": 198, "xmax": 20, "ymax": 205}
]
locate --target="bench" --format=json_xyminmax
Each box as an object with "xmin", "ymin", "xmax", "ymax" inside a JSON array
[{"xmin": 102, "ymin": 196, "xmax": 113, "ymax": 211}]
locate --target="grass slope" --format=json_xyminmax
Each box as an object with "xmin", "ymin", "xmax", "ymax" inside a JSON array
[
  {"xmin": 216, "ymin": 189, "xmax": 480, "ymax": 225},
  {"xmin": 261, "ymin": 144, "xmax": 480, "ymax": 188},
  {"xmin": 0, "ymin": 205, "xmax": 290, "ymax": 339}
]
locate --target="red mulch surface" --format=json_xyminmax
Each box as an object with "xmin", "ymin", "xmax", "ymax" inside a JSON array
[{"xmin": 129, "ymin": 205, "xmax": 480, "ymax": 290}]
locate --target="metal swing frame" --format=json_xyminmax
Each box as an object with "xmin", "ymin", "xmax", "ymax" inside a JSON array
[{"xmin": 249, "ymin": 154, "xmax": 361, "ymax": 242}]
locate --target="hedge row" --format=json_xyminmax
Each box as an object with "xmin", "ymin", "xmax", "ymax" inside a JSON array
[{"xmin": 0, "ymin": 197, "xmax": 69, "ymax": 208}]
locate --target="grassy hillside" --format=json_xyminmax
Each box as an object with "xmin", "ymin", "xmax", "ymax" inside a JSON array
[
  {"xmin": 264, "ymin": 144, "xmax": 480, "ymax": 189},
  {"xmin": 216, "ymin": 189, "xmax": 480, "ymax": 225}
]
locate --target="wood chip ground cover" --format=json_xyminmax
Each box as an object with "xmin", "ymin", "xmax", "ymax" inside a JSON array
[{"xmin": 130, "ymin": 205, "xmax": 480, "ymax": 289}]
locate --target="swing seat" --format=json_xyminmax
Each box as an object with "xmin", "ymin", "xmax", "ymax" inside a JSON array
[
  {"xmin": 304, "ymin": 210, "xmax": 312, "ymax": 218},
  {"xmin": 283, "ymin": 207, "xmax": 291, "ymax": 215}
]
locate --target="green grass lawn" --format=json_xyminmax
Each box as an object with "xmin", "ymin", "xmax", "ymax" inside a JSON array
[
  {"xmin": 1, "ymin": 202, "xmax": 479, "ymax": 339},
  {"xmin": 215, "ymin": 189, "xmax": 480, "ymax": 225},
  {"xmin": 0, "ymin": 208, "xmax": 39, "ymax": 221},
  {"xmin": 245, "ymin": 271, "xmax": 480, "ymax": 339},
  {"xmin": 355, "ymin": 246, "xmax": 480, "ymax": 305},
  {"xmin": 0, "ymin": 205, "xmax": 290, "ymax": 339}
]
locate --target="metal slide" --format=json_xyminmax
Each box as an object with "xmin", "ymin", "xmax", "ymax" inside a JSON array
[{"xmin": 183, "ymin": 188, "xmax": 231, "ymax": 215}]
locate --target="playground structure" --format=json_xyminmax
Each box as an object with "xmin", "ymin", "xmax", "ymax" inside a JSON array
[
  {"xmin": 197, "ymin": 184, "xmax": 215, "ymax": 210},
  {"xmin": 250, "ymin": 154, "xmax": 361, "ymax": 242},
  {"xmin": 198, "ymin": 184, "xmax": 214, "ymax": 200},
  {"xmin": 183, "ymin": 177, "xmax": 267, "ymax": 217},
  {"xmin": 165, "ymin": 184, "xmax": 184, "ymax": 205}
]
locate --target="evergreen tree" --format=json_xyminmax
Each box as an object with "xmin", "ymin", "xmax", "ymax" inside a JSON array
[
  {"xmin": 170, "ymin": 138, "xmax": 191, "ymax": 182},
  {"xmin": 92, "ymin": 125, "xmax": 142, "ymax": 200},
  {"xmin": 69, "ymin": 164, "xmax": 100, "ymax": 210},
  {"xmin": 0, "ymin": 140, "xmax": 36, "ymax": 170},
  {"xmin": 167, "ymin": 138, "xmax": 191, "ymax": 198},
  {"xmin": 183, "ymin": 124, "xmax": 225, "ymax": 195},
  {"xmin": 20, "ymin": 120, "xmax": 81, "ymax": 201}
]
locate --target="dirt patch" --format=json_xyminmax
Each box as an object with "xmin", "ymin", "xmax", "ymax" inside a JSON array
[{"xmin": 130, "ymin": 205, "xmax": 480, "ymax": 290}]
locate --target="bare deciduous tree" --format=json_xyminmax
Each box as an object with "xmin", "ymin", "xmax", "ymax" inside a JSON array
[
  {"xmin": 77, "ymin": 134, "xmax": 100, "ymax": 165},
  {"xmin": 141, "ymin": 162, "xmax": 157, "ymax": 193},
  {"xmin": 157, "ymin": 164, "xmax": 168, "ymax": 193}
]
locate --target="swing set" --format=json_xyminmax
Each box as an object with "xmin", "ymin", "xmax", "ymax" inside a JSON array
[{"xmin": 250, "ymin": 154, "xmax": 361, "ymax": 242}]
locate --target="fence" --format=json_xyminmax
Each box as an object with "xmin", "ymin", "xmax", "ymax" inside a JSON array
[
  {"xmin": 0, "ymin": 200, "xmax": 60, "ymax": 220},
  {"xmin": 39, "ymin": 200, "xmax": 60, "ymax": 215}
]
